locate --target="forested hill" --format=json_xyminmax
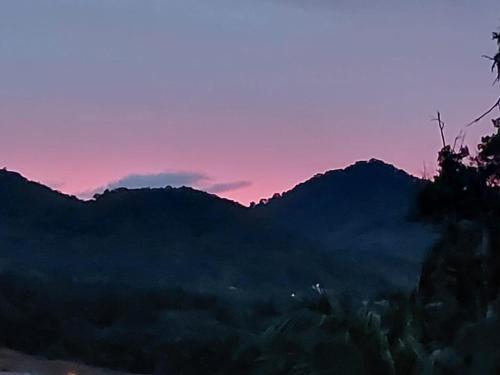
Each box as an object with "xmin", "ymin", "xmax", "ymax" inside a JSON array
[
  {"xmin": 254, "ymin": 159, "xmax": 436, "ymax": 289},
  {"xmin": 0, "ymin": 160, "xmax": 435, "ymax": 296},
  {"xmin": 255, "ymin": 159, "xmax": 420, "ymax": 231}
]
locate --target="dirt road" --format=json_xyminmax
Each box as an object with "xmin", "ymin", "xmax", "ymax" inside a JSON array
[{"xmin": 0, "ymin": 349, "xmax": 147, "ymax": 375}]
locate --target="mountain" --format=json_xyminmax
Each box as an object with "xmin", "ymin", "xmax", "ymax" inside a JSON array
[
  {"xmin": 255, "ymin": 159, "xmax": 420, "ymax": 229},
  {"xmin": 254, "ymin": 159, "xmax": 437, "ymax": 289},
  {"xmin": 0, "ymin": 160, "xmax": 436, "ymax": 297},
  {"xmin": 0, "ymin": 170, "xmax": 344, "ymax": 297},
  {"xmin": 0, "ymin": 169, "xmax": 82, "ymax": 230}
]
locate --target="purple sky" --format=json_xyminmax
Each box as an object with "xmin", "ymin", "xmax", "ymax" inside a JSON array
[{"xmin": 1, "ymin": 0, "xmax": 499, "ymax": 204}]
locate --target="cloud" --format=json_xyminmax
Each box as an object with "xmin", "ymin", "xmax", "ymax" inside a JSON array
[
  {"xmin": 206, "ymin": 180, "xmax": 252, "ymax": 194},
  {"xmin": 79, "ymin": 172, "xmax": 210, "ymax": 199},
  {"xmin": 78, "ymin": 171, "xmax": 251, "ymax": 199},
  {"xmin": 105, "ymin": 172, "xmax": 209, "ymax": 190}
]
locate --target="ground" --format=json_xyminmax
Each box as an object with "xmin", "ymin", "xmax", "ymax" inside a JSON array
[{"xmin": 0, "ymin": 349, "xmax": 145, "ymax": 375}]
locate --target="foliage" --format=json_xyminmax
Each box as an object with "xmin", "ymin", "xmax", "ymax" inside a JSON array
[
  {"xmin": 412, "ymin": 25, "xmax": 500, "ymax": 375},
  {"xmin": 0, "ymin": 273, "xmax": 277, "ymax": 373},
  {"xmin": 416, "ymin": 145, "xmax": 484, "ymax": 220},
  {"xmin": 486, "ymin": 32, "xmax": 500, "ymax": 83}
]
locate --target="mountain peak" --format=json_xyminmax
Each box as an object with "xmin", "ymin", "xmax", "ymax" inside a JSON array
[
  {"xmin": 340, "ymin": 158, "xmax": 414, "ymax": 177},
  {"xmin": 255, "ymin": 160, "xmax": 417, "ymax": 208},
  {"xmin": 253, "ymin": 158, "xmax": 423, "ymax": 235},
  {"xmin": 353, "ymin": 158, "xmax": 396, "ymax": 169}
]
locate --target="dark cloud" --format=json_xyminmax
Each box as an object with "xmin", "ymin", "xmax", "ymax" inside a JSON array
[
  {"xmin": 79, "ymin": 172, "xmax": 209, "ymax": 199},
  {"xmin": 105, "ymin": 172, "xmax": 209, "ymax": 190},
  {"xmin": 206, "ymin": 181, "xmax": 252, "ymax": 194},
  {"xmin": 78, "ymin": 172, "xmax": 251, "ymax": 199}
]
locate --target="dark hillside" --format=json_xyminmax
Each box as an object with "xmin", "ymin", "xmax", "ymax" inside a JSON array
[
  {"xmin": 0, "ymin": 161, "xmax": 435, "ymax": 296},
  {"xmin": 254, "ymin": 159, "xmax": 436, "ymax": 290}
]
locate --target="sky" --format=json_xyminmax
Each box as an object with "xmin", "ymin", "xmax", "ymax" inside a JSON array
[{"xmin": 1, "ymin": 0, "xmax": 499, "ymax": 205}]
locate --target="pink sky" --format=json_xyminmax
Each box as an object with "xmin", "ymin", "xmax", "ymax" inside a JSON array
[{"xmin": 1, "ymin": 0, "xmax": 499, "ymax": 205}]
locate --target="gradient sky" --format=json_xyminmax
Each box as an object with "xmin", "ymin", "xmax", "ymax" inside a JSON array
[{"xmin": 1, "ymin": 0, "xmax": 499, "ymax": 204}]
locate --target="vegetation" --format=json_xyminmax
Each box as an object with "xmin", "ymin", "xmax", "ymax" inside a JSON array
[
  {"xmin": 0, "ymin": 271, "xmax": 430, "ymax": 374},
  {"xmin": 0, "ymin": 272, "xmax": 280, "ymax": 373},
  {"xmin": 0, "ymin": 160, "xmax": 428, "ymax": 301}
]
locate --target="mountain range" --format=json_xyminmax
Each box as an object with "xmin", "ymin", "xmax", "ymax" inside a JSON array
[{"xmin": 0, "ymin": 159, "xmax": 436, "ymax": 298}]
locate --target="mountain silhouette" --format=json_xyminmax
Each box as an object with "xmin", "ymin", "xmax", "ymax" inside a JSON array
[
  {"xmin": 0, "ymin": 160, "xmax": 435, "ymax": 297},
  {"xmin": 255, "ymin": 159, "xmax": 436, "ymax": 289},
  {"xmin": 255, "ymin": 159, "xmax": 419, "ymax": 228}
]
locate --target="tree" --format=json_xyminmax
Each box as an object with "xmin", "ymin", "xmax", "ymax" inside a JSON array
[
  {"xmin": 485, "ymin": 31, "xmax": 500, "ymax": 83},
  {"xmin": 418, "ymin": 28, "xmax": 500, "ymax": 221},
  {"xmin": 416, "ymin": 27, "xmax": 500, "ymax": 339}
]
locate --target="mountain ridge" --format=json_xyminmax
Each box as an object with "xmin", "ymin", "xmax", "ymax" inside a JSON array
[
  {"xmin": 0, "ymin": 159, "xmax": 435, "ymax": 297},
  {"xmin": 1, "ymin": 158, "xmax": 416, "ymax": 207},
  {"xmin": 255, "ymin": 158, "xmax": 420, "ymax": 206}
]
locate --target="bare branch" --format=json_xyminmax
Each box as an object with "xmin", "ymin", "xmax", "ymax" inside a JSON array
[
  {"xmin": 431, "ymin": 111, "xmax": 447, "ymax": 148},
  {"xmin": 466, "ymin": 97, "xmax": 500, "ymax": 127}
]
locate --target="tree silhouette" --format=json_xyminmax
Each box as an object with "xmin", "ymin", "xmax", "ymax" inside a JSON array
[
  {"xmin": 419, "ymin": 28, "xmax": 500, "ymax": 221},
  {"xmin": 416, "ymin": 27, "xmax": 500, "ymax": 344},
  {"xmin": 485, "ymin": 31, "xmax": 500, "ymax": 83}
]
